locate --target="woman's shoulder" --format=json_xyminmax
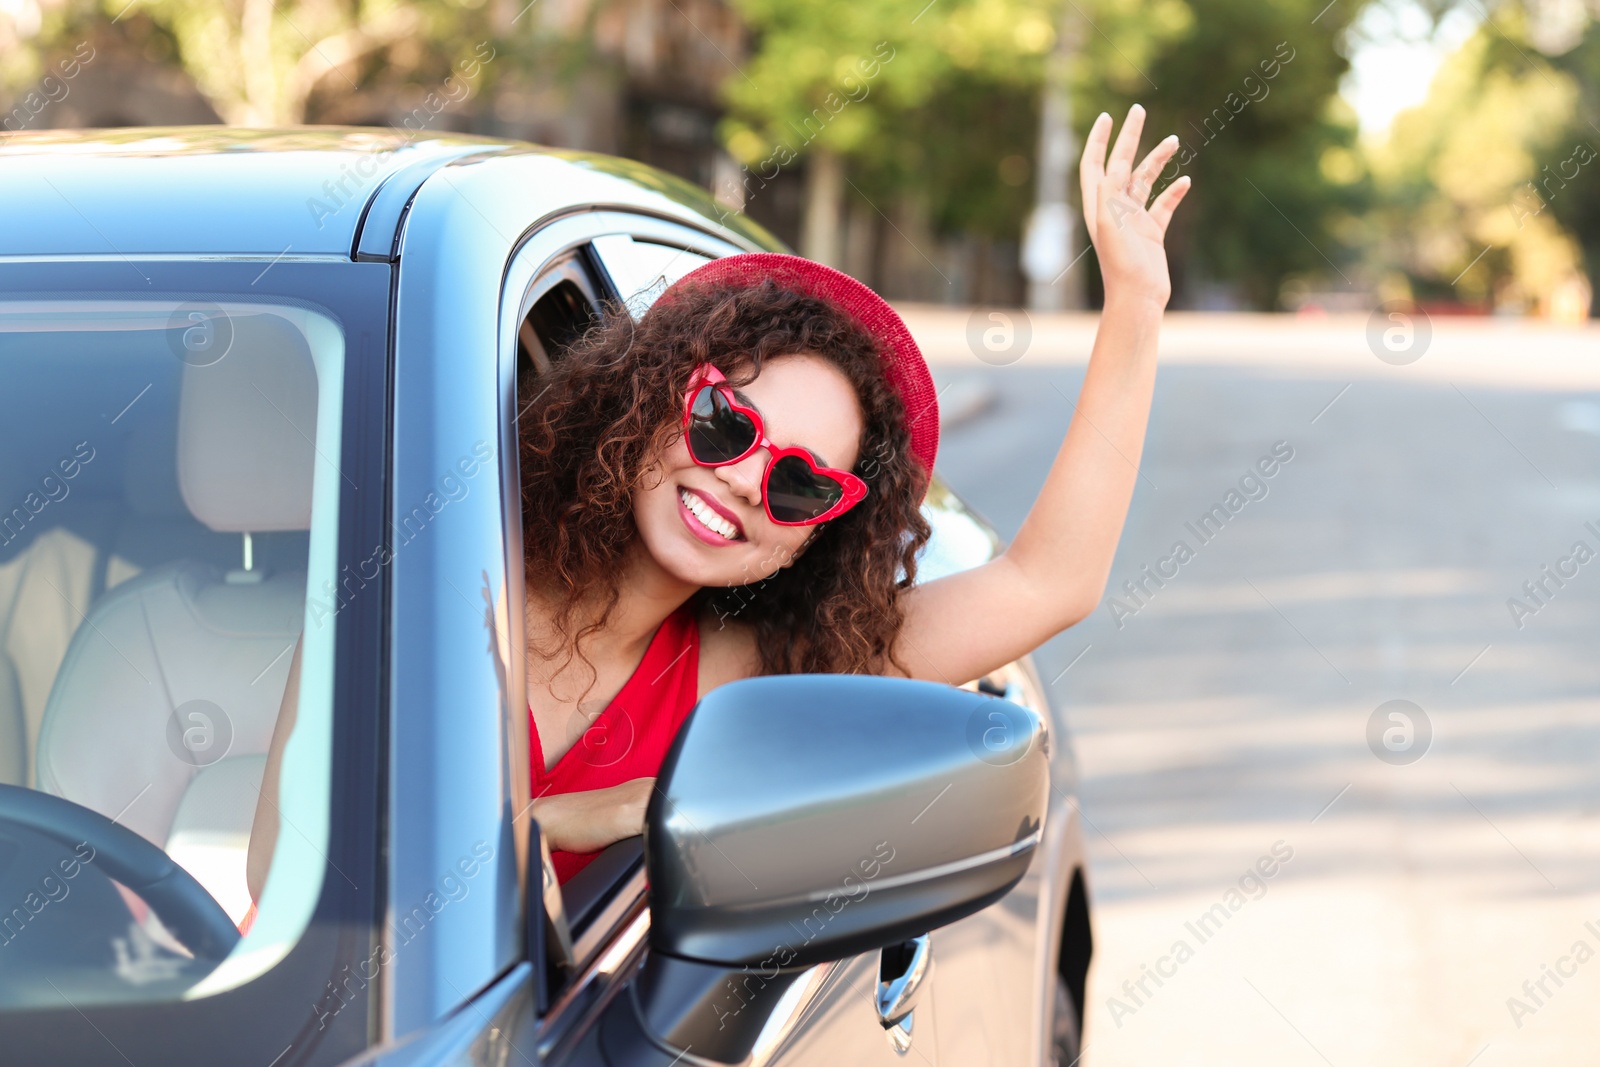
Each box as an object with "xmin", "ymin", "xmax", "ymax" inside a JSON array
[{"xmin": 692, "ymin": 607, "xmax": 761, "ymax": 698}]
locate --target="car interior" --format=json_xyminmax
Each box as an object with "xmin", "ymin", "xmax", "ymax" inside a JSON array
[
  {"xmin": 517, "ymin": 253, "xmax": 603, "ymax": 379},
  {"xmin": 0, "ymin": 301, "xmax": 332, "ymax": 996}
]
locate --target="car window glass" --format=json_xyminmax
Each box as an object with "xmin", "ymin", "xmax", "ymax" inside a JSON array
[
  {"xmin": 0, "ymin": 299, "xmax": 342, "ymax": 1007},
  {"xmin": 589, "ymin": 235, "xmax": 712, "ymax": 318}
]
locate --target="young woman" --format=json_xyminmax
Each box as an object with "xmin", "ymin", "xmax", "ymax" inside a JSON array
[{"xmin": 520, "ymin": 103, "xmax": 1191, "ymax": 883}]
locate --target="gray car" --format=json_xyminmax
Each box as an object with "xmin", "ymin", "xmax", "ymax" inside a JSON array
[{"xmin": 0, "ymin": 128, "xmax": 1091, "ymax": 1066}]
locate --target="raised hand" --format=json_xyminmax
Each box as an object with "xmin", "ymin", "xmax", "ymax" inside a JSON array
[{"xmin": 1079, "ymin": 103, "xmax": 1191, "ymax": 307}]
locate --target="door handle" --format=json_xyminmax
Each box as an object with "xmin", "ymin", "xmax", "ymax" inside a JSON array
[{"xmin": 876, "ymin": 933, "xmax": 932, "ymax": 1026}]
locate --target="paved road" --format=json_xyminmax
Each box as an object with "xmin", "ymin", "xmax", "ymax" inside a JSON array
[{"xmin": 903, "ymin": 308, "xmax": 1600, "ymax": 1067}]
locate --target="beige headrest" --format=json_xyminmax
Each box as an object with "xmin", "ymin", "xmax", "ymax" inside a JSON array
[{"xmin": 177, "ymin": 312, "xmax": 317, "ymax": 533}]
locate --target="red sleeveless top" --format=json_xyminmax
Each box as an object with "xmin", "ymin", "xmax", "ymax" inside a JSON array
[{"xmin": 530, "ymin": 603, "xmax": 701, "ymax": 884}]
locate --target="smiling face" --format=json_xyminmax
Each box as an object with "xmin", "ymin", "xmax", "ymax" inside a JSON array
[{"xmin": 633, "ymin": 353, "xmax": 866, "ymax": 589}]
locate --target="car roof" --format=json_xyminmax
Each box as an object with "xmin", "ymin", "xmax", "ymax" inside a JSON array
[{"xmin": 0, "ymin": 126, "xmax": 780, "ymax": 259}]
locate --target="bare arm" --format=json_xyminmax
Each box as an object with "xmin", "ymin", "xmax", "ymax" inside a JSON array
[
  {"xmin": 531, "ymin": 777, "xmax": 654, "ymax": 854},
  {"xmin": 895, "ymin": 104, "xmax": 1192, "ymax": 685},
  {"xmin": 247, "ymin": 636, "xmax": 302, "ymax": 904}
]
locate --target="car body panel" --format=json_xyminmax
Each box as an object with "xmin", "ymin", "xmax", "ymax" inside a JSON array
[
  {"xmin": 385, "ymin": 150, "xmax": 531, "ymax": 1041},
  {"xmin": 353, "ymin": 144, "xmax": 520, "ymax": 261},
  {"xmin": 0, "ymin": 128, "xmax": 514, "ymax": 258},
  {"xmin": 338, "ymin": 965, "xmax": 538, "ymax": 1067},
  {"xmin": 0, "ymin": 128, "xmax": 782, "ymax": 266},
  {"xmin": 759, "ymin": 952, "xmax": 943, "ymax": 1065}
]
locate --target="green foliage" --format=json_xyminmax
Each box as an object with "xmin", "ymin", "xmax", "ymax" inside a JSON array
[
  {"xmin": 720, "ymin": 0, "xmax": 1060, "ymax": 243},
  {"xmin": 1521, "ymin": 14, "xmax": 1600, "ymax": 304},
  {"xmin": 721, "ymin": 0, "xmax": 1057, "ymax": 158},
  {"xmin": 840, "ymin": 71, "xmax": 1042, "ymax": 238},
  {"xmin": 1075, "ymin": 0, "xmax": 1371, "ymax": 307},
  {"xmin": 7, "ymin": 0, "xmax": 1437, "ymax": 311},
  {"xmin": 725, "ymin": 0, "xmax": 1373, "ymax": 307},
  {"xmin": 1368, "ymin": 8, "xmax": 1594, "ymax": 311}
]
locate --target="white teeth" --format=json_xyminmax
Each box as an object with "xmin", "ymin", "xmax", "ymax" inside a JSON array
[{"xmin": 680, "ymin": 489, "xmax": 739, "ymax": 540}]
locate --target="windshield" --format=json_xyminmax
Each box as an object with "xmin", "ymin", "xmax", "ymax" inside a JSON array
[{"xmin": 0, "ymin": 296, "xmax": 344, "ymax": 1007}]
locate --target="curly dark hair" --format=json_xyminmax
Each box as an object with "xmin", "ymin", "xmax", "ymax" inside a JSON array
[{"xmin": 517, "ymin": 275, "xmax": 932, "ymax": 678}]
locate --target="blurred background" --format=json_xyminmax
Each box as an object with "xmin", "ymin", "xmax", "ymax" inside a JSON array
[
  {"xmin": 2, "ymin": 0, "xmax": 1597, "ymax": 317},
  {"xmin": 7, "ymin": 2, "xmax": 1598, "ymax": 1064}
]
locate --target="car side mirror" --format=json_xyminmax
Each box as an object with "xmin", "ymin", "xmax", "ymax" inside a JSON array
[{"xmin": 599, "ymin": 674, "xmax": 1048, "ymax": 1065}]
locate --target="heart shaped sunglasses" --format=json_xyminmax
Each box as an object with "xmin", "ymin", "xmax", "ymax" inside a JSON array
[{"xmin": 681, "ymin": 364, "xmax": 868, "ymax": 526}]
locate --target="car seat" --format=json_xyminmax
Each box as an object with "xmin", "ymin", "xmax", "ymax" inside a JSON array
[{"xmin": 34, "ymin": 313, "xmax": 317, "ymax": 924}]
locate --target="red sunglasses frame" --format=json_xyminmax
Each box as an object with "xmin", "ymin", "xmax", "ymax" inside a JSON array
[{"xmin": 680, "ymin": 364, "xmax": 868, "ymax": 527}]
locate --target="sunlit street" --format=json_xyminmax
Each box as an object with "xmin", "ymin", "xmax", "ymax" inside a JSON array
[{"xmin": 920, "ymin": 307, "xmax": 1600, "ymax": 1066}]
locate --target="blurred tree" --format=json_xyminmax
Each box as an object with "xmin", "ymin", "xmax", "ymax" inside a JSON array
[
  {"xmin": 2, "ymin": 0, "xmax": 566, "ymax": 127},
  {"xmin": 3, "ymin": 0, "xmax": 1397, "ymax": 312},
  {"xmin": 1072, "ymin": 0, "xmax": 1371, "ymax": 309},
  {"xmin": 1502, "ymin": 0, "xmax": 1599, "ymax": 317},
  {"xmin": 721, "ymin": 0, "xmax": 1368, "ymax": 309},
  {"xmin": 717, "ymin": 0, "xmax": 1063, "ymax": 273},
  {"xmin": 1368, "ymin": 6, "xmax": 1594, "ymax": 316}
]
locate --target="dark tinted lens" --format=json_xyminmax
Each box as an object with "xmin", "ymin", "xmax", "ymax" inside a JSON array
[
  {"xmin": 687, "ymin": 386, "xmax": 757, "ymax": 464},
  {"xmin": 766, "ymin": 455, "xmax": 844, "ymax": 523}
]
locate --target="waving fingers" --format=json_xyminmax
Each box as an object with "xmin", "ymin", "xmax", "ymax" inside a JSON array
[
  {"xmin": 1105, "ymin": 103, "xmax": 1146, "ymax": 188},
  {"xmin": 1079, "ymin": 111, "xmax": 1113, "ymax": 244},
  {"xmin": 1130, "ymin": 134, "xmax": 1181, "ymax": 205},
  {"xmin": 1081, "ymin": 105, "xmax": 1191, "ymax": 244},
  {"xmin": 1147, "ymin": 174, "xmax": 1192, "ymax": 235},
  {"xmin": 1079, "ymin": 111, "xmax": 1113, "ymax": 180}
]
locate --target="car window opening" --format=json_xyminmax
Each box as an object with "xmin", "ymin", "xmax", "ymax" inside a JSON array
[{"xmin": 518, "ymin": 277, "xmax": 598, "ymax": 380}]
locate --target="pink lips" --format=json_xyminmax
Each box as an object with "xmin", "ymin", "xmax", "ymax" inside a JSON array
[{"xmin": 678, "ymin": 487, "xmax": 746, "ymax": 546}]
